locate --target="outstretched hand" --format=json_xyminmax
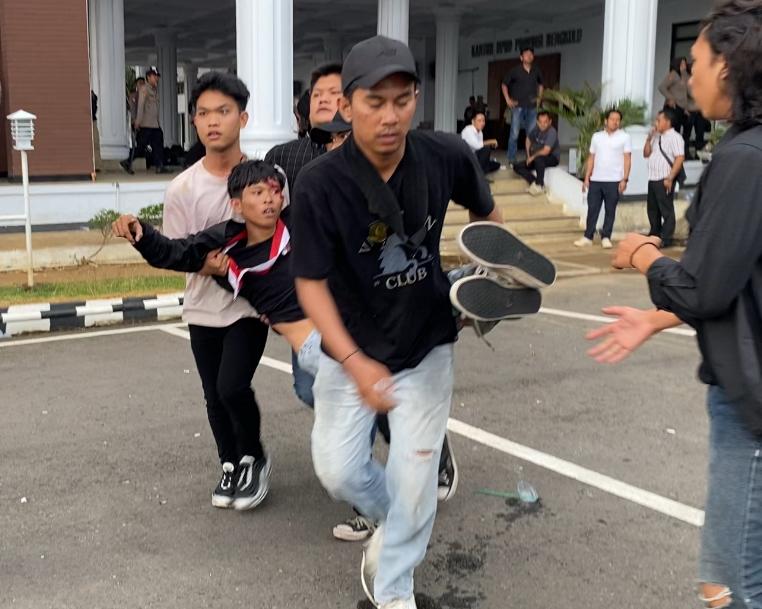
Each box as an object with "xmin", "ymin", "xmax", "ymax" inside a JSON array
[
  {"xmin": 112, "ymin": 214, "xmax": 142, "ymax": 244},
  {"xmin": 586, "ymin": 306, "xmax": 657, "ymax": 364}
]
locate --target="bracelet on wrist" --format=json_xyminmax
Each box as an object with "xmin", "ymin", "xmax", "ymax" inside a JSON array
[
  {"xmin": 629, "ymin": 241, "xmax": 659, "ymax": 268},
  {"xmin": 340, "ymin": 348, "xmax": 360, "ymax": 365}
]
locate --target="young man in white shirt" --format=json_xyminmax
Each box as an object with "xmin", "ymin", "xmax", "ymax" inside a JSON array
[
  {"xmin": 575, "ymin": 109, "xmax": 632, "ymax": 249},
  {"xmin": 460, "ymin": 110, "xmax": 500, "ymax": 174},
  {"xmin": 643, "ymin": 108, "xmax": 685, "ymax": 247},
  {"xmin": 162, "ymin": 72, "xmax": 272, "ymax": 511}
]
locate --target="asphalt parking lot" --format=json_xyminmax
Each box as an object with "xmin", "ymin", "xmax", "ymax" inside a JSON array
[{"xmin": 1, "ymin": 273, "xmax": 709, "ymax": 609}]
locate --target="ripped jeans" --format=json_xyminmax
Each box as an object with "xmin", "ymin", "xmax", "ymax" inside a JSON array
[
  {"xmin": 311, "ymin": 343, "xmax": 454, "ymax": 604},
  {"xmin": 699, "ymin": 386, "xmax": 762, "ymax": 609}
]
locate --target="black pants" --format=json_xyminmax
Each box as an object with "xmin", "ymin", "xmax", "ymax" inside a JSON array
[
  {"xmin": 686, "ymin": 111, "xmax": 708, "ymax": 152},
  {"xmin": 475, "ymin": 147, "xmax": 501, "ymax": 174},
  {"xmin": 513, "ymin": 155, "xmax": 560, "ymax": 187},
  {"xmin": 137, "ymin": 127, "xmax": 165, "ymax": 169},
  {"xmin": 188, "ymin": 318, "xmax": 269, "ymax": 465},
  {"xmin": 647, "ymin": 179, "xmax": 676, "ymax": 246},
  {"xmin": 584, "ymin": 181, "xmax": 620, "ymax": 240}
]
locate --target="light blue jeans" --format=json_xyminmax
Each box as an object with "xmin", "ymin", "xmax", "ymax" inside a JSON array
[
  {"xmin": 700, "ymin": 386, "xmax": 762, "ymax": 609},
  {"xmin": 311, "ymin": 343, "xmax": 454, "ymax": 604},
  {"xmin": 507, "ymin": 106, "xmax": 538, "ymax": 163}
]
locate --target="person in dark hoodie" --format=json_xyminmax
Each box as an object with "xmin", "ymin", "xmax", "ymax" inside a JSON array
[{"xmin": 586, "ymin": 2, "xmax": 762, "ymax": 607}]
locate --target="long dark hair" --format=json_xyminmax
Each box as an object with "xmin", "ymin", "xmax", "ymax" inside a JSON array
[
  {"xmin": 701, "ymin": 0, "xmax": 762, "ymax": 127},
  {"xmin": 669, "ymin": 56, "xmax": 689, "ymax": 74}
]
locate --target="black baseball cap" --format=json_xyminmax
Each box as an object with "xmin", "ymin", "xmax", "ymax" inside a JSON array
[
  {"xmin": 342, "ymin": 35, "xmax": 419, "ymax": 95},
  {"xmin": 146, "ymin": 68, "xmax": 161, "ymax": 77}
]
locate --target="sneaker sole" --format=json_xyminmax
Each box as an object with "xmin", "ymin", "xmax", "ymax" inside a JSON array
[
  {"xmin": 458, "ymin": 222, "xmax": 556, "ymax": 288},
  {"xmin": 211, "ymin": 494, "xmax": 235, "ymax": 509},
  {"xmin": 360, "ymin": 550, "xmax": 379, "ymax": 608},
  {"xmin": 332, "ymin": 525, "xmax": 373, "ymax": 542},
  {"xmin": 232, "ymin": 460, "xmax": 272, "ymax": 511},
  {"xmin": 438, "ymin": 432, "xmax": 459, "ymax": 502},
  {"xmin": 450, "ymin": 276, "xmax": 541, "ymax": 321}
]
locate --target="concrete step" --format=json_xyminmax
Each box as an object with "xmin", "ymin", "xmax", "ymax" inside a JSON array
[
  {"xmin": 488, "ymin": 179, "xmax": 528, "ymax": 195},
  {"xmin": 445, "ymin": 202, "xmax": 566, "ymax": 223},
  {"xmin": 440, "ymin": 229, "xmax": 583, "ymax": 258},
  {"xmin": 442, "ymin": 216, "xmax": 581, "ymax": 241},
  {"xmin": 447, "ymin": 193, "xmax": 546, "ymax": 211}
]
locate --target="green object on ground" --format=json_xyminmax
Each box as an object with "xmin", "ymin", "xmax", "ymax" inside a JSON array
[
  {"xmin": 475, "ymin": 488, "xmax": 521, "ymax": 500},
  {"xmin": 0, "ymin": 275, "xmax": 185, "ymax": 306}
]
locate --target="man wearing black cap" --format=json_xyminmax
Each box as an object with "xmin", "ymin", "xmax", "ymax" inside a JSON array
[
  {"xmin": 135, "ymin": 68, "xmax": 169, "ymax": 174},
  {"xmin": 290, "ymin": 35, "xmax": 503, "ymax": 609},
  {"xmin": 501, "ymin": 47, "xmax": 544, "ymax": 166}
]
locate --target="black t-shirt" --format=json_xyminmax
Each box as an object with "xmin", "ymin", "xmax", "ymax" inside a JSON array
[
  {"xmin": 134, "ymin": 208, "xmax": 303, "ymax": 325},
  {"xmin": 290, "ymin": 130, "xmax": 495, "ymax": 373},
  {"xmin": 502, "ymin": 64, "xmax": 543, "ymax": 108}
]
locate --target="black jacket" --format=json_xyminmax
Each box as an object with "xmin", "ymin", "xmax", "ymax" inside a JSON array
[
  {"xmin": 647, "ymin": 124, "xmax": 762, "ymax": 434},
  {"xmin": 133, "ymin": 212, "xmax": 303, "ymax": 324}
]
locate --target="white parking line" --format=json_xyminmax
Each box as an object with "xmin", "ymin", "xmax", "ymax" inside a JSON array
[
  {"xmin": 539, "ymin": 307, "xmax": 697, "ymax": 337},
  {"xmin": 158, "ymin": 324, "xmax": 704, "ymax": 527},
  {"xmin": 0, "ymin": 322, "xmax": 186, "ymax": 348}
]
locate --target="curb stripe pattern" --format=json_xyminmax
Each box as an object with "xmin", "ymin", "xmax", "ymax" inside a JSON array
[{"xmin": 0, "ymin": 292, "xmax": 184, "ymax": 338}]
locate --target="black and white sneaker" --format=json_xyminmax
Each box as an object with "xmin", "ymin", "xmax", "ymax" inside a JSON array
[
  {"xmin": 211, "ymin": 461, "xmax": 237, "ymax": 508},
  {"xmin": 333, "ymin": 514, "xmax": 377, "ymax": 542},
  {"xmin": 458, "ymin": 221, "xmax": 557, "ymax": 288},
  {"xmin": 232, "ymin": 454, "xmax": 271, "ymax": 511},
  {"xmin": 438, "ymin": 433, "xmax": 459, "ymax": 502},
  {"xmin": 450, "ymin": 273, "xmax": 541, "ymax": 322}
]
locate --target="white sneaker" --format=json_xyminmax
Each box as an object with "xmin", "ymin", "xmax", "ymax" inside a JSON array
[
  {"xmin": 573, "ymin": 237, "xmax": 593, "ymax": 247},
  {"xmin": 332, "ymin": 514, "xmax": 376, "ymax": 541},
  {"xmin": 528, "ymin": 183, "xmax": 544, "ymax": 196},
  {"xmin": 601, "ymin": 238, "xmax": 613, "ymax": 249},
  {"xmin": 361, "ymin": 524, "xmax": 384, "ymax": 607},
  {"xmin": 380, "ymin": 597, "xmax": 417, "ymax": 609}
]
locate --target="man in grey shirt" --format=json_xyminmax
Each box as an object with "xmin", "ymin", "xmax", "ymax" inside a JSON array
[
  {"xmin": 135, "ymin": 69, "xmax": 169, "ymax": 173},
  {"xmin": 512, "ymin": 110, "xmax": 560, "ymax": 195}
]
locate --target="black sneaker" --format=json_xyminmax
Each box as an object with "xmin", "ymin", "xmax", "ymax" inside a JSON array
[
  {"xmin": 333, "ymin": 514, "xmax": 377, "ymax": 542},
  {"xmin": 450, "ymin": 274, "xmax": 542, "ymax": 321},
  {"xmin": 119, "ymin": 159, "xmax": 134, "ymax": 175},
  {"xmin": 458, "ymin": 221, "xmax": 557, "ymax": 288},
  {"xmin": 232, "ymin": 454, "xmax": 271, "ymax": 511},
  {"xmin": 438, "ymin": 433, "xmax": 459, "ymax": 502},
  {"xmin": 211, "ymin": 461, "xmax": 237, "ymax": 509}
]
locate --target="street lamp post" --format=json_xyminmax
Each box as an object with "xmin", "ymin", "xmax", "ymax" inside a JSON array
[{"xmin": 6, "ymin": 110, "xmax": 36, "ymax": 288}]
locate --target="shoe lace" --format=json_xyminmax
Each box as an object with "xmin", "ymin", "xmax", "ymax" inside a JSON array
[
  {"xmin": 349, "ymin": 515, "xmax": 374, "ymax": 531},
  {"xmin": 220, "ymin": 469, "xmax": 235, "ymax": 491}
]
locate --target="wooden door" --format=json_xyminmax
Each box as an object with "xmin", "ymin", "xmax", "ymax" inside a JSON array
[{"xmin": 485, "ymin": 53, "xmax": 561, "ymax": 148}]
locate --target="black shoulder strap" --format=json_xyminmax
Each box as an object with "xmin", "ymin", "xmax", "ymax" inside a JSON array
[
  {"xmin": 343, "ymin": 136, "xmax": 430, "ymax": 248},
  {"xmin": 658, "ymin": 136, "xmax": 675, "ymax": 166}
]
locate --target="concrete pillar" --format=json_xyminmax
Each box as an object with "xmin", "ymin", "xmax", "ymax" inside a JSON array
[
  {"xmin": 601, "ymin": 0, "xmax": 659, "ymax": 114},
  {"xmin": 182, "ymin": 63, "xmax": 200, "ymax": 147},
  {"xmin": 377, "ymin": 0, "xmax": 409, "ymax": 45},
  {"xmin": 89, "ymin": 0, "xmax": 129, "ymax": 160},
  {"xmin": 434, "ymin": 11, "xmax": 459, "ymax": 133},
  {"xmin": 155, "ymin": 30, "xmax": 179, "ymax": 146},
  {"xmin": 236, "ymin": 0, "xmax": 295, "ymax": 159},
  {"xmin": 322, "ymin": 34, "xmax": 344, "ymax": 63}
]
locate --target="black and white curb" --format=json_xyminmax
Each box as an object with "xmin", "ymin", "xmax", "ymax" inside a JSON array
[{"xmin": 0, "ymin": 293, "xmax": 184, "ymax": 338}]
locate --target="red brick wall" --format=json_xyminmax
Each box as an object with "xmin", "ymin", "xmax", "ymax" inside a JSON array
[
  {"xmin": 0, "ymin": 31, "xmax": 8, "ymax": 175},
  {"xmin": 0, "ymin": 0, "xmax": 93, "ymax": 179}
]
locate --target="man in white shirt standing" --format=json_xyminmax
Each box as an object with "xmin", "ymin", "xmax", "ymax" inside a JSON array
[
  {"xmin": 643, "ymin": 108, "xmax": 685, "ymax": 247},
  {"xmin": 575, "ymin": 109, "xmax": 632, "ymax": 249},
  {"xmin": 461, "ymin": 111, "xmax": 501, "ymax": 174}
]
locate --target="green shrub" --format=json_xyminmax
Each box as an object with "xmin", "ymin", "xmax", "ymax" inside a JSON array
[
  {"xmin": 542, "ymin": 84, "xmax": 647, "ymax": 176},
  {"xmin": 138, "ymin": 203, "xmax": 163, "ymax": 226}
]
